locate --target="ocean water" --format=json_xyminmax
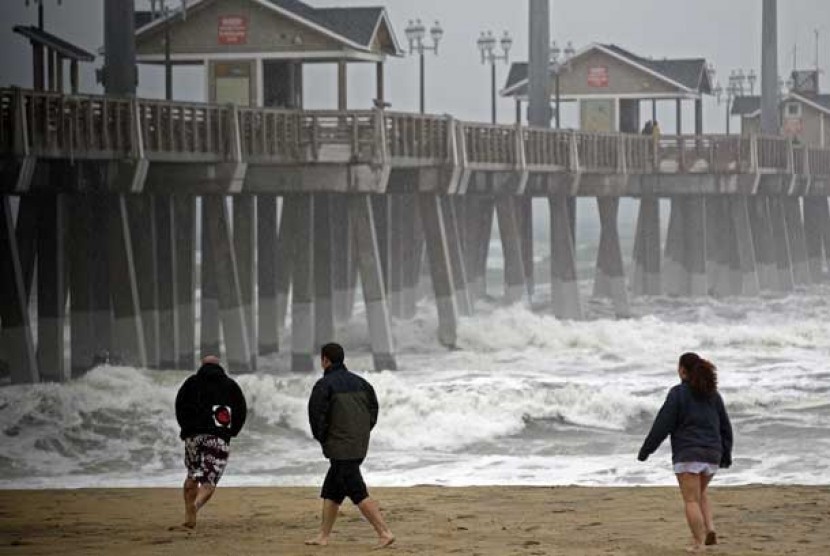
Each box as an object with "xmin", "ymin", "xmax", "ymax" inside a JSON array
[{"xmin": 1, "ymin": 284, "xmax": 829, "ymax": 490}]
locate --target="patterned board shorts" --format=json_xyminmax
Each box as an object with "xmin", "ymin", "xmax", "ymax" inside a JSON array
[{"xmin": 184, "ymin": 435, "xmax": 230, "ymax": 486}]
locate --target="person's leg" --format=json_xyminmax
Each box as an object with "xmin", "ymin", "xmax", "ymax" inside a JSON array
[
  {"xmin": 194, "ymin": 483, "xmax": 216, "ymax": 512},
  {"xmin": 676, "ymin": 473, "xmax": 707, "ymax": 552},
  {"xmin": 699, "ymin": 474, "xmax": 717, "ymax": 545},
  {"xmin": 357, "ymin": 498, "xmax": 395, "ymax": 549},
  {"xmin": 346, "ymin": 461, "xmax": 394, "ymax": 549},
  {"xmin": 307, "ymin": 462, "xmax": 344, "ymax": 546},
  {"xmin": 183, "ymin": 478, "xmax": 199, "ymax": 527}
]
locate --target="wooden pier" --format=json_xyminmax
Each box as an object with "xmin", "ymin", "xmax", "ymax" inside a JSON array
[{"xmin": 1, "ymin": 87, "xmax": 830, "ymax": 382}]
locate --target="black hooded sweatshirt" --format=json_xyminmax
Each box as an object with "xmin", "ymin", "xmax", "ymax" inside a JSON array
[
  {"xmin": 638, "ymin": 381, "xmax": 733, "ymax": 467},
  {"xmin": 175, "ymin": 363, "xmax": 247, "ymax": 443}
]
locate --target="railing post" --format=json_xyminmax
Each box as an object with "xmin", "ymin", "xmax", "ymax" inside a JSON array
[
  {"xmin": 515, "ymin": 123, "xmax": 529, "ymax": 194},
  {"xmin": 569, "ymin": 131, "xmax": 580, "ymax": 173},
  {"xmin": 12, "ymin": 88, "xmax": 30, "ymax": 157},
  {"xmin": 786, "ymin": 138, "xmax": 795, "ymax": 174},
  {"xmin": 750, "ymin": 135, "xmax": 759, "ymax": 172},
  {"xmin": 227, "ymin": 103, "xmax": 243, "ymax": 162},
  {"xmin": 617, "ymin": 135, "xmax": 627, "ymax": 174}
]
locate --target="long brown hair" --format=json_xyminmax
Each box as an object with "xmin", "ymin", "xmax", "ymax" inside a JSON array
[{"xmin": 679, "ymin": 353, "xmax": 718, "ymax": 397}]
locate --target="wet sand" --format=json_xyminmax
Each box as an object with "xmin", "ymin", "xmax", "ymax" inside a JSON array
[{"xmin": 1, "ymin": 486, "xmax": 828, "ymax": 555}]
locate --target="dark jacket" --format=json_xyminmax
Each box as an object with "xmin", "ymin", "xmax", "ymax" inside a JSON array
[
  {"xmin": 638, "ymin": 382, "xmax": 733, "ymax": 467},
  {"xmin": 175, "ymin": 363, "xmax": 247, "ymax": 443},
  {"xmin": 308, "ymin": 364, "xmax": 379, "ymax": 461}
]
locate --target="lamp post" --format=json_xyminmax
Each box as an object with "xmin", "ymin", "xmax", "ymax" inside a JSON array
[
  {"xmin": 714, "ymin": 69, "xmax": 747, "ymax": 135},
  {"xmin": 477, "ymin": 30, "xmax": 513, "ymax": 124},
  {"xmin": 405, "ymin": 19, "xmax": 443, "ymax": 114},
  {"xmin": 550, "ymin": 40, "xmax": 575, "ymax": 129},
  {"xmin": 150, "ymin": 0, "xmax": 188, "ymax": 101}
]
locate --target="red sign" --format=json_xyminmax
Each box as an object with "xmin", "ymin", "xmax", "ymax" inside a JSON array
[
  {"xmin": 783, "ymin": 118, "xmax": 804, "ymax": 136},
  {"xmin": 587, "ymin": 66, "xmax": 609, "ymax": 88},
  {"xmin": 218, "ymin": 15, "xmax": 248, "ymax": 45}
]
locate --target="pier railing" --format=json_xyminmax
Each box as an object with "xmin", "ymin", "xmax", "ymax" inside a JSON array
[{"xmin": 3, "ymin": 87, "xmax": 830, "ymax": 178}]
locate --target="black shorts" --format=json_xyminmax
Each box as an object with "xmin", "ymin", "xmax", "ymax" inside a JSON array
[{"xmin": 321, "ymin": 459, "xmax": 368, "ymax": 505}]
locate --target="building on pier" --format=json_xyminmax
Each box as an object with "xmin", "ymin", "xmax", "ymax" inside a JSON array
[
  {"xmin": 501, "ymin": 43, "xmax": 714, "ymax": 134},
  {"xmin": 732, "ymin": 70, "xmax": 829, "ymax": 147},
  {"xmin": 12, "ymin": 25, "xmax": 95, "ymax": 94},
  {"xmin": 134, "ymin": 0, "xmax": 402, "ymax": 108}
]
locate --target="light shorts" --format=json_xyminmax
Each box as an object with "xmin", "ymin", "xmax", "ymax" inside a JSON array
[{"xmin": 674, "ymin": 462, "xmax": 719, "ymax": 476}]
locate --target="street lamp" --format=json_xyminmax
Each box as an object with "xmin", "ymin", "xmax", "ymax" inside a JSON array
[
  {"xmin": 477, "ymin": 30, "xmax": 512, "ymax": 124},
  {"xmin": 149, "ymin": 0, "xmax": 188, "ymax": 100},
  {"xmin": 550, "ymin": 40, "xmax": 575, "ymax": 129},
  {"xmin": 714, "ymin": 69, "xmax": 746, "ymax": 135},
  {"xmin": 405, "ymin": 18, "xmax": 443, "ymax": 114}
]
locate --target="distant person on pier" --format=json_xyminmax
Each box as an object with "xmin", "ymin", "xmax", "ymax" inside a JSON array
[
  {"xmin": 175, "ymin": 355, "xmax": 247, "ymax": 529},
  {"xmin": 638, "ymin": 353, "xmax": 733, "ymax": 553},
  {"xmin": 642, "ymin": 120, "xmax": 654, "ymax": 136},
  {"xmin": 305, "ymin": 343, "xmax": 395, "ymax": 550}
]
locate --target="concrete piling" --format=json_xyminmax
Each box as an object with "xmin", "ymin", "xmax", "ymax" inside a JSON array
[
  {"xmin": 549, "ymin": 195, "xmax": 582, "ymax": 319},
  {"xmin": 419, "ymin": 194, "xmax": 459, "ymax": 348},
  {"xmin": 632, "ymin": 197, "xmax": 662, "ymax": 296},
  {"xmin": 594, "ymin": 197, "xmax": 630, "ymax": 317}
]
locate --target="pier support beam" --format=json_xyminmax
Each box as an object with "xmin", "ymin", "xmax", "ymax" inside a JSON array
[
  {"xmin": 275, "ymin": 197, "xmax": 295, "ymax": 334},
  {"xmin": 632, "ymin": 197, "xmax": 661, "ymax": 296},
  {"xmin": 768, "ymin": 197, "xmax": 795, "ymax": 292},
  {"xmin": 257, "ymin": 195, "xmax": 279, "ymax": 356},
  {"xmin": 803, "ymin": 199, "xmax": 824, "ymax": 282},
  {"xmin": 313, "ymin": 194, "xmax": 335, "ymax": 345},
  {"xmin": 388, "ymin": 195, "xmax": 405, "ymax": 318},
  {"xmin": 706, "ymin": 197, "xmax": 740, "ymax": 297},
  {"xmin": 174, "ymin": 197, "xmax": 196, "ymax": 369},
  {"xmin": 233, "ymin": 196, "xmax": 257, "ymax": 369},
  {"xmin": 518, "ymin": 198, "xmax": 535, "ymax": 299},
  {"xmin": 401, "ymin": 193, "xmax": 423, "ymax": 319},
  {"xmin": 729, "ymin": 197, "xmax": 761, "ymax": 296},
  {"xmin": 128, "ymin": 196, "xmax": 160, "ymax": 369},
  {"xmin": 593, "ymin": 197, "xmax": 630, "ymax": 317},
  {"xmin": 0, "ymin": 196, "xmax": 38, "ymax": 383},
  {"xmin": 419, "ymin": 194, "xmax": 458, "ymax": 348},
  {"xmin": 664, "ymin": 198, "xmax": 707, "ymax": 297},
  {"xmin": 496, "ymin": 196, "xmax": 527, "ymax": 304},
  {"xmin": 37, "ymin": 195, "xmax": 68, "ymax": 381},
  {"xmin": 90, "ymin": 194, "xmax": 112, "ymax": 363},
  {"xmin": 203, "ymin": 196, "xmax": 253, "ymax": 372},
  {"xmin": 442, "ymin": 197, "xmax": 473, "ymax": 316},
  {"xmin": 819, "ymin": 198, "xmax": 830, "ymax": 277},
  {"xmin": 69, "ymin": 195, "xmax": 95, "ymax": 377},
  {"xmin": 200, "ymin": 199, "xmax": 221, "ymax": 358},
  {"xmin": 466, "ymin": 194, "xmax": 495, "ymax": 299},
  {"xmin": 331, "ymin": 195, "xmax": 354, "ymax": 324},
  {"xmin": 108, "ymin": 195, "xmax": 147, "ymax": 367},
  {"xmin": 783, "ymin": 198, "xmax": 811, "ymax": 286},
  {"xmin": 549, "ymin": 195, "xmax": 582, "ymax": 319},
  {"xmin": 349, "ymin": 196, "xmax": 397, "ymax": 370},
  {"xmin": 749, "ymin": 197, "xmax": 778, "ymax": 290},
  {"xmin": 289, "ymin": 196, "xmax": 316, "ymax": 373},
  {"xmin": 155, "ymin": 196, "xmax": 178, "ymax": 369}
]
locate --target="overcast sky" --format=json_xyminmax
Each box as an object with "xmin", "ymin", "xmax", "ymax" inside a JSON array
[{"xmin": 1, "ymin": 0, "xmax": 828, "ymax": 132}]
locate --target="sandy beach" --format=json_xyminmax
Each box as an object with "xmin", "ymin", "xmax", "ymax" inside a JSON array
[{"xmin": 1, "ymin": 486, "xmax": 828, "ymax": 555}]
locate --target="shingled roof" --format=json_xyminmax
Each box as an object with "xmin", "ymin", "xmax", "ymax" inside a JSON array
[
  {"xmin": 502, "ymin": 43, "xmax": 712, "ymax": 97},
  {"xmin": 732, "ymin": 93, "xmax": 830, "ymax": 117},
  {"xmin": 136, "ymin": 0, "xmax": 400, "ymax": 55},
  {"xmin": 13, "ymin": 25, "xmax": 95, "ymax": 62}
]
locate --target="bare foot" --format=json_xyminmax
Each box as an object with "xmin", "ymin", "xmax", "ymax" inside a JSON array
[
  {"xmin": 373, "ymin": 535, "xmax": 395, "ymax": 550},
  {"xmin": 305, "ymin": 536, "xmax": 329, "ymax": 547},
  {"xmin": 184, "ymin": 503, "xmax": 197, "ymax": 529},
  {"xmin": 685, "ymin": 545, "xmax": 706, "ymax": 553},
  {"xmin": 705, "ymin": 531, "xmax": 718, "ymax": 546}
]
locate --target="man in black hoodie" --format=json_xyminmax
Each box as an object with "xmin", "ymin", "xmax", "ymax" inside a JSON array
[
  {"xmin": 305, "ymin": 344, "xmax": 395, "ymax": 550},
  {"xmin": 175, "ymin": 356, "xmax": 247, "ymax": 528}
]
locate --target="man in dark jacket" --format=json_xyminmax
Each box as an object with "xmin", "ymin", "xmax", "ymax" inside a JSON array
[
  {"xmin": 175, "ymin": 356, "xmax": 247, "ymax": 528},
  {"xmin": 305, "ymin": 343, "xmax": 395, "ymax": 550}
]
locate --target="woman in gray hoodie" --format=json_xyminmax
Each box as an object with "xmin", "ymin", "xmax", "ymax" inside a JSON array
[{"xmin": 638, "ymin": 353, "xmax": 733, "ymax": 553}]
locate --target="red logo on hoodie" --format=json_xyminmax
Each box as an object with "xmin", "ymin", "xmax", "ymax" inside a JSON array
[{"xmin": 213, "ymin": 405, "xmax": 232, "ymax": 428}]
